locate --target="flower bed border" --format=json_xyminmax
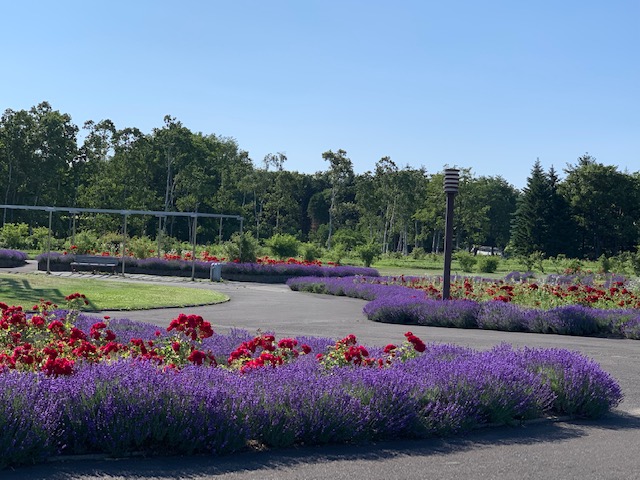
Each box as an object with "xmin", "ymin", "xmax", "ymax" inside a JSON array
[
  {"xmin": 0, "ymin": 249, "xmax": 28, "ymax": 268},
  {"xmin": 287, "ymin": 276, "xmax": 640, "ymax": 339},
  {"xmin": 0, "ymin": 305, "xmax": 623, "ymax": 469},
  {"xmin": 35, "ymin": 253, "xmax": 379, "ymax": 283}
]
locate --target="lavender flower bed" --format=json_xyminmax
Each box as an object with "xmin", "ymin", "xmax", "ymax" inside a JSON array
[
  {"xmin": 36, "ymin": 253, "xmax": 378, "ymax": 281},
  {"xmin": 0, "ymin": 315, "xmax": 622, "ymax": 468},
  {"xmin": 0, "ymin": 249, "xmax": 27, "ymax": 267},
  {"xmin": 222, "ymin": 262, "xmax": 378, "ymax": 278},
  {"xmin": 287, "ymin": 277, "xmax": 640, "ymax": 339}
]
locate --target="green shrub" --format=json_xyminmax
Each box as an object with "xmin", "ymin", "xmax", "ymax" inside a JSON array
[
  {"xmin": 598, "ymin": 254, "xmax": 611, "ymax": 274},
  {"xmin": 71, "ymin": 230, "xmax": 100, "ymax": 254},
  {"xmin": 518, "ymin": 251, "xmax": 545, "ymax": 273},
  {"xmin": 128, "ymin": 236, "xmax": 156, "ymax": 259},
  {"xmin": 565, "ymin": 258, "xmax": 582, "ymax": 274},
  {"xmin": 331, "ymin": 229, "xmax": 365, "ymax": 251},
  {"xmin": 356, "ymin": 242, "xmax": 381, "ymax": 268},
  {"xmin": 476, "ymin": 256, "xmax": 500, "ymax": 273},
  {"xmin": 308, "ymin": 224, "xmax": 329, "ymax": 246},
  {"xmin": 411, "ymin": 247, "xmax": 426, "ymax": 260},
  {"xmin": 0, "ymin": 223, "xmax": 30, "ymax": 249},
  {"xmin": 27, "ymin": 226, "xmax": 54, "ymax": 251},
  {"xmin": 329, "ymin": 243, "xmax": 348, "ymax": 265},
  {"xmin": 155, "ymin": 230, "xmax": 175, "ymax": 255},
  {"xmin": 549, "ymin": 254, "xmax": 568, "ymax": 274},
  {"xmin": 630, "ymin": 249, "xmax": 640, "ymax": 276},
  {"xmin": 609, "ymin": 253, "xmax": 631, "ymax": 275},
  {"xmin": 223, "ymin": 232, "xmax": 259, "ymax": 263},
  {"xmin": 301, "ymin": 242, "xmax": 323, "ymax": 262},
  {"xmin": 98, "ymin": 231, "xmax": 125, "ymax": 255},
  {"xmin": 267, "ymin": 234, "xmax": 300, "ymax": 259},
  {"xmin": 455, "ymin": 252, "xmax": 477, "ymax": 273}
]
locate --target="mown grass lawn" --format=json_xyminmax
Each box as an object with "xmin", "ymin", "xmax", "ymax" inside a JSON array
[{"xmin": 0, "ymin": 273, "xmax": 228, "ymax": 310}]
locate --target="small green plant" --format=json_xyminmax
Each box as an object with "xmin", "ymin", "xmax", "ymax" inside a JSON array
[
  {"xmin": 455, "ymin": 251, "xmax": 477, "ymax": 273},
  {"xmin": 518, "ymin": 251, "xmax": 545, "ymax": 273},
  {"xmin": 128, "ymin": 236, "xmax": 156, "ymax": 259},
  {"xmin": 411, "ymin": 247, "xmax": 426, "ymax": 260},
  {"xmin": 71, "ymin": 230, "xmax": 100, "ymax": 254},
  {"xmin": 610, "ymin": 253, "xmax": 631, "ymax": 275},
  {"xmin": 630, "ymin": 249, "xmax": 640, "ymax": 276},
  {"xmin": 598, "ymin": 254, "xmax": 611, "ymax": 274},
  {"xmin": 565, "ymin": 258, "xmax": 582, "ymax": 274},
  {"xmin": 476, "ymin": 255, "xmax": 500, "ymax": 273},
  {"xmin": 301, "ymin": 242, "xmax": 323, "ymax": 262},
  {"xmin": 356, "ymin": 242, "xmax": 381, "ymax": 268},
  {"xmin": 329, "ymin": 243, "xmax": 348, "ymax": 265},
  {"xmin": 266, "ymin": 234, "xmax": 300, "ymax": 259},
  {"xmin": 223, "ymin": 232, "xmax": 259, "ymax": 263},
  {"xmin": 98, "ymin": 231, "xmax": 125, "ymax": 255},
  {"xmin": 0, "ymin": 223, "xmax": 30, "ymax": 249},
  {"xmin": 26, "ymin": 226, "xmax": 54, "ymax": 251},
  {"xmin": 549, "ymin": 254, "xmax": 567, "ymax": 274},
  {"xmin": 331, "ymin": 229, "xmax": 365, "ymax": 251}
]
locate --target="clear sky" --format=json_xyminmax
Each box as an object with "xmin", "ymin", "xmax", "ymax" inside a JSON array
[{"xmin": 2, "ymin": 0, "xmax": 638, "ymax": 189}]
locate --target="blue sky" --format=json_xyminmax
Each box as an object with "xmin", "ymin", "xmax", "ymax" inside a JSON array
[{"xmin": 2, "ymin": 0, "xmax": 638, "ymax": 189}]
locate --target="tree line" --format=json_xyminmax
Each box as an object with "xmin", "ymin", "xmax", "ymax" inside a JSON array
[{"xmin": 1, "ymin": 102, "xmax": 639, "ymax": 259}]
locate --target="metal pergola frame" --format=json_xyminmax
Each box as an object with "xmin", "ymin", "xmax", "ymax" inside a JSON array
[{"xmin": 0, "ymin": 204, "xmax": 244, "ymax": 280}]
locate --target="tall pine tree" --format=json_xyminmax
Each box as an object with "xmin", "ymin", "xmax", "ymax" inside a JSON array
[
  {"xmin": 545, "ymin": 166, "xmax": 578, "ymax": 257},
  {"xmin": 510, "ymin": 160, "xmax": 553, "ymax": 256},
  {"xmin": 510, "ymin": 160, "xmax": 578, "ymax": 257}
]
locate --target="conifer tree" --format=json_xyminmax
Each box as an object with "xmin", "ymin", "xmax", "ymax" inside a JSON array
[{"xmin": 510, "ymin": 160, "xmax": 553, "ymax": 256}]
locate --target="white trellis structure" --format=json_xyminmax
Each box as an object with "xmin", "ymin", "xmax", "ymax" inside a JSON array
[{"xmin": 0, "ymin": 204, "xmax": 244, "ymax": 280}]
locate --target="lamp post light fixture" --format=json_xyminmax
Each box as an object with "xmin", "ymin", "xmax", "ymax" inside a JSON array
[{"xmin": 442, "ymin": 168, "xmax": 460, "ymax": 300}]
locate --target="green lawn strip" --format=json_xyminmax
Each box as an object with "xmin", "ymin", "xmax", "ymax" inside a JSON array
[
  {"xmin": 373, "ymin": 265, "xmax": 444, "ymax": 277},
  {"xmin": 373, "ymin": 265, "xmax": 507, "ymax": 279},
  {"xmin": 0, "ymin": 273, "xmax": 228, "ymax": 310}
]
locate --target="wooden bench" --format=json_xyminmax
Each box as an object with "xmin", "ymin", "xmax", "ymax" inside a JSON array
[{"xmin": 70, "ymin": 255, "xmax": 119, "ymax": 274}]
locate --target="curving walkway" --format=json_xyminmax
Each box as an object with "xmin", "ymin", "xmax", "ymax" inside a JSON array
[{"xmin": 4, "ymin": 268, "xmax": 640, "ymax": 480}]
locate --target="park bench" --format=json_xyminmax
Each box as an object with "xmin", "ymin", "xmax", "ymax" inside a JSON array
[{"xmin": 70, "ymin": 255, "xmax": 119, "ymax": 274}]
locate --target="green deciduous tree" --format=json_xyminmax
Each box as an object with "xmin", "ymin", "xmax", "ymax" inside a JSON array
[
  {"xmin": 560, "ymin": 154, "xmax": 640, "ymax": 258},
  {"xmin": 322, "ymin": 149, "xmax": 354, "ymax": 249}
]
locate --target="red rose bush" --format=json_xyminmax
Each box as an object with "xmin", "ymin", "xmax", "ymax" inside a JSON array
[{"xmin": 0, "ymin": 295, "xmax": 623, "ymax": 469}]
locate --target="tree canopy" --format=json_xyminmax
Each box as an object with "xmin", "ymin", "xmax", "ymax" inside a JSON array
[{"xmin": 2, "ymin": 102, "xmax": 639, "ymax": 260}]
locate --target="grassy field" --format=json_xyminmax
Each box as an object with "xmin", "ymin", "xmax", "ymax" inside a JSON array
[
  {"xmin": 366, "ymin": 255, "xmax": 608, "ymax": 278},
  {"xmin": 0, "ymin": 273, "xmax": 228, "ymax": 310},
  {"xmin": 367, "ymin": 257, "xmax": 517, "ymax": 278}
]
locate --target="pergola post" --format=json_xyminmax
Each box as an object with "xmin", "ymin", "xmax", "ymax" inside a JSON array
[
  {"xmin": 71, "ymin": 212, "xmax": 77, "ymax": 247},
  {"xmin": 157, "ymin": 216, "xmax": 162, "ymax": 258},
  {"xmin": 191, "ymin": 214, "xmax": 198, "ymax": 281},
  {"xmin": 46, "ymin": 208, "xmax": 53, "ymax": 274},
  {"xmin": 121, "ymin": 213, "xmax": 128, "ymax": 276}
]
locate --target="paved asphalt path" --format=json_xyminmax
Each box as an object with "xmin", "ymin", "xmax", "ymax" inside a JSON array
[{"xmin": 5, "ymin": 271, "xmax": 640, "ymax": 479}]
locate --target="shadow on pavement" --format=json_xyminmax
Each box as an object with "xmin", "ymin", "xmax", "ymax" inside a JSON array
[{"xmin": 6, "ymin": 412, "xmax": 639, "ymax": 480}]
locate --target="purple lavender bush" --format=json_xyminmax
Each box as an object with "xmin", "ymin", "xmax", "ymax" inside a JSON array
[
  {"xmin": 0, "ymin": 317, "xmax": 623, "ymax": 468},
  {"xmin": 0, "ymin": 372, "xmax": 62, "ymax": 468},
  {"xmin": 35, "ymin": 252, "xmax": 73, "ymax": 265},
  {"xmin": 53, "ymin": 361, "xmax": 252, "ymax": 456},
  {"xmin": 290, "ymin": 277, "xmax": 640, "ymax": 339},
  {"xmin": 224, "ymin": 263, "xmax": 378, "ymax": 279},
  {"xmin": 620, "ymin": 316, "xmax": 640, "ymax": 339},
  {"xmin": 477, "ymin": 302, "xmax": 534, "ymax": 332},
  {"xmin": 516, "ymin": 346, "xmax": 623, "ymax": 417},
  {"xmin": 0, "ymin": 249, "xmax": 28, "ymax": 264},
  {"xmin": 36, "ymin": 253, "xmax": 378, "ymax": 280}
]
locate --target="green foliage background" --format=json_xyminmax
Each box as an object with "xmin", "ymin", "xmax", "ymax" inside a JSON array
[{"xmin": 2, "ymin": 102, "xmax": 640, "ymax": 262}]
